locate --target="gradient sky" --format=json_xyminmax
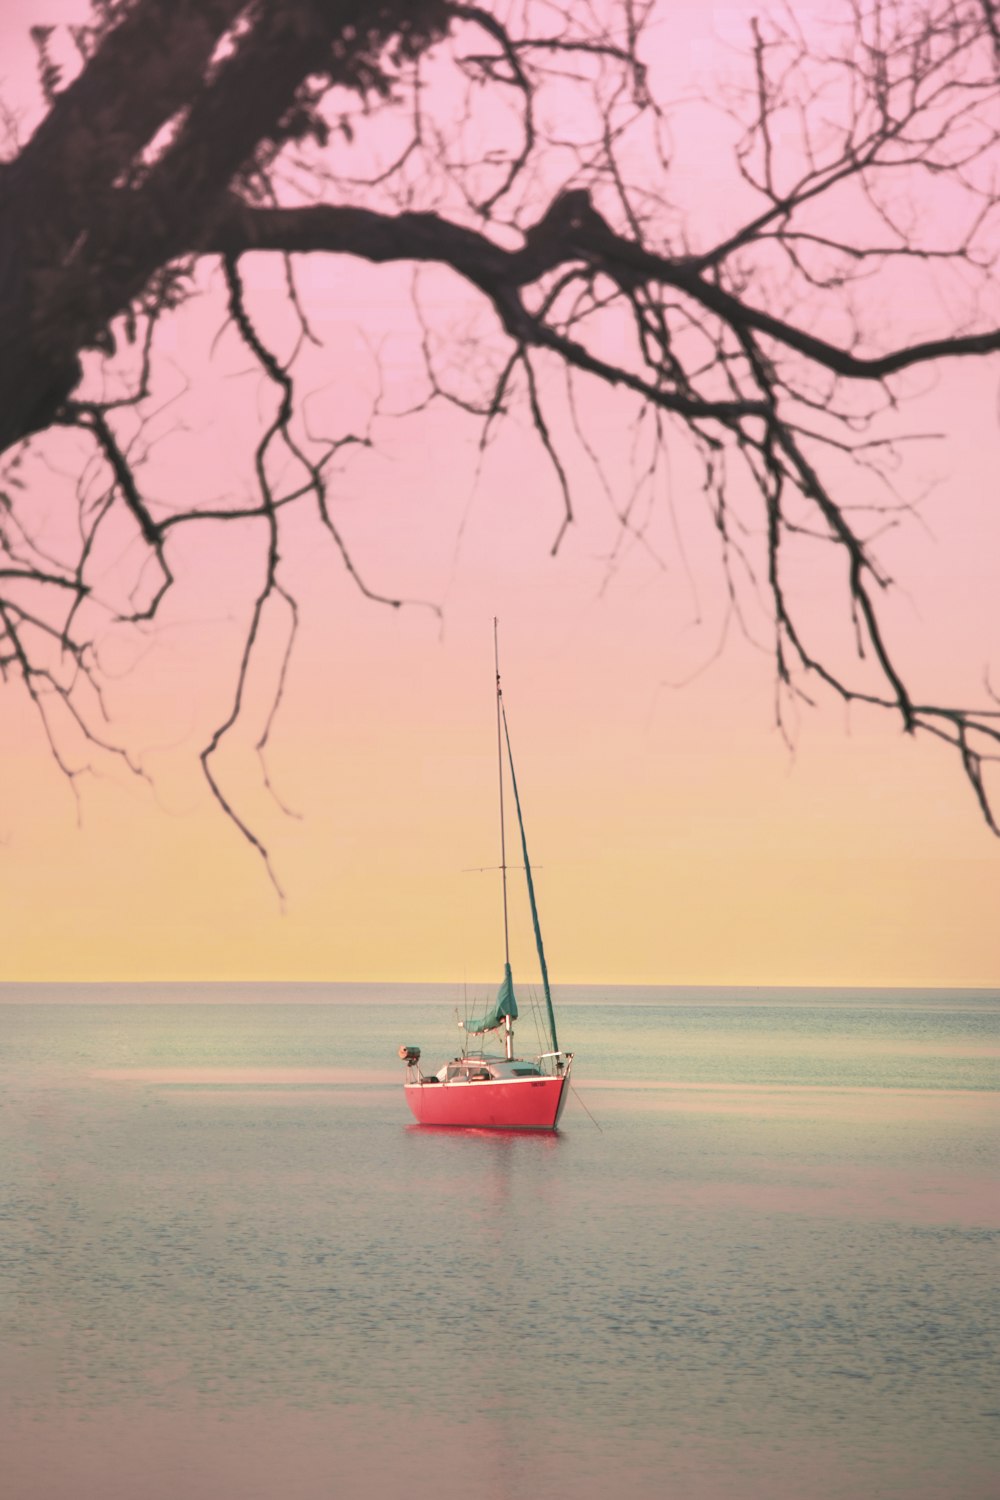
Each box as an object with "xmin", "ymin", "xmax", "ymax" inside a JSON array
[{"xmin": 1, "ymin": 1, "xmax": 998, "ymax": 986}]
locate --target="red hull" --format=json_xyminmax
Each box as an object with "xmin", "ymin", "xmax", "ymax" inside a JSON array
[{"xmin": 404, "ymin": 1074, "xmax": 569, "ymax": 1130}]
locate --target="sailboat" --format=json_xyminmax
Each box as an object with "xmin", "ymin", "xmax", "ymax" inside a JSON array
[{"xmin": 399, "ymin": 625, "xmax": 573, "ymax": 1130}]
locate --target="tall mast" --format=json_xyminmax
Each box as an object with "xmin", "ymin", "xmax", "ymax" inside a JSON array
[{"xmin": 494, "ymin": 619, "xmax": 514, "ymax": 1060}]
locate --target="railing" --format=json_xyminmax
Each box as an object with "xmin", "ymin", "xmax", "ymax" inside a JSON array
[{"xmin": 535, "ymin": 1050, "xmax": 574, "ymax": 1078}]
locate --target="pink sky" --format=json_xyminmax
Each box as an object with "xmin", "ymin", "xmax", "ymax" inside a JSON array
[{"xmin": 1, "ymin": 1, "xmax": 998, "ymax": 984}]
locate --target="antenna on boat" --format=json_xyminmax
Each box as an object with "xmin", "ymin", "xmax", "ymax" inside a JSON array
[{"xmin": 494, "ymin": 618, "xmax": 510, "ymax": 970}]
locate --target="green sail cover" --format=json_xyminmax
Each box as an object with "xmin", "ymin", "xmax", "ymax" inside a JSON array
[
  {"xmin": 503, "ymin": 710, "xmax": 559, "ymax": 1055},
  {"xmin": 465, "ymin": 962, "xmax": 518, "ymax": 1034}
]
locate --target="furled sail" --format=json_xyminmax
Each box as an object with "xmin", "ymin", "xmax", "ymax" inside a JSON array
[
  {"xmin": 465, "ymin": 961, "xmax": 519, "ymax": 1035},
  {"xmin": 502, "ymin": 712, "xmax": 559, "ymax": 1056}
]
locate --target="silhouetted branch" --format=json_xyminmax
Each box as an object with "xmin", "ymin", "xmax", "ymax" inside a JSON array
[{"xmin": 1, "ymin": 0, "xmax": 998, "ymax": 872}]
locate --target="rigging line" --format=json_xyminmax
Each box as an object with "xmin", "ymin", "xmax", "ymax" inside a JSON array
[
  {"xmin": 528, "ymin": 985, "xmax": 547, "ymax": 1056},
  {"xmin": 500, "ymin": 700, "xmax": 559, "ymax": 1055},
  {"xmin": 570, "ymin": 1084, "xmax": 604, "ymax": 1133},
  {"xmin": 461, "ymin": 864, "xmax": 537, "ymax": 873},
  {"xmin": 528, "ymin": 986, "xmax": 541, "ymax": 1044},
  {"xmin": 494, "ymin": 617, "xmax": 510, "ymax": 969}
]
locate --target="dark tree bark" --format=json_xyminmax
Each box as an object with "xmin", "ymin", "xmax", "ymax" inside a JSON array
[{"xmin": 0, "ymin": 0, "xmax": 448, "ymax": 450}]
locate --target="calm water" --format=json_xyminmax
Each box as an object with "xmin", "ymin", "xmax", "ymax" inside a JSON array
[{"xmin": 1, "ymin": 984, "xmax": 998, "ymax": 1500}]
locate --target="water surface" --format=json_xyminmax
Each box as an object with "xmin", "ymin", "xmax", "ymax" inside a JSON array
[{"xmin": 2, "ymin": 984, "xmax": 997, "ymax": 1499}]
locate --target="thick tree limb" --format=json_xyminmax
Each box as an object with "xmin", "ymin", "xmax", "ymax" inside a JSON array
[
  {"xmin": 208, "ymin": 196, "xmax": 1000, "ymax": 383},
  {"xmin": 0, "ymin": 0, "xmax": 449, "ymax": 455}
]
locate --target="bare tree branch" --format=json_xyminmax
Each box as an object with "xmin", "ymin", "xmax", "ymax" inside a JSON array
[{"xmin": 1, "ymin": 0, "xmax": 998, "ymax": 875}]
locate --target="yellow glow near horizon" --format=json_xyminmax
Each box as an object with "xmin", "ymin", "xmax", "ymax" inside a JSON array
[{"xmin": 1, "ymin": 1, "xmax": 998, "ymax": 988}]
